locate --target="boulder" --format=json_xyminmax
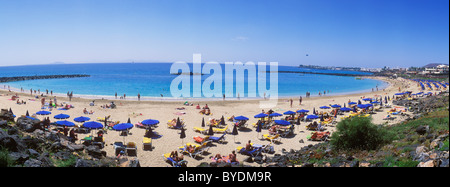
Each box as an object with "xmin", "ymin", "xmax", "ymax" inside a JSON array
[
  {"xmin": 415, "ymin": 125, "xmax": 428, "ymax": 135},
  {"xmin": 417, "ymin": 160, "xmax": 434, "ymax": 167},
  {"xmin": 24, "ymin": 159, "xmax": 43, "ymax": 167}
]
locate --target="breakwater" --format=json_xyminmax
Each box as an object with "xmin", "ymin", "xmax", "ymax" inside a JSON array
[{"xmin": 0, "ymin": 74, "xmax": 90, "ymax": 83}]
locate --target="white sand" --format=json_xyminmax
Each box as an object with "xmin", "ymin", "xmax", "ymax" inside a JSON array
[{"xmin": 0, "ymin": 76, "xmax": 423, "ymax": 167}]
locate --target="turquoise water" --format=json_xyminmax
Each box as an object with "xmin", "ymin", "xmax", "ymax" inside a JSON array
[{"xmin": 0, "ymin": 63, "xmax": 386, "ymax": 99}]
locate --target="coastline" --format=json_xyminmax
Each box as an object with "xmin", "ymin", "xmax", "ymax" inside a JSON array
[
  {"xmin": 1, "ymin": 76, "xmax": 390, "ymax": 103},
  {"xmin": 1, "ymin": 76, "xmax": 420, "ymax": 167}
]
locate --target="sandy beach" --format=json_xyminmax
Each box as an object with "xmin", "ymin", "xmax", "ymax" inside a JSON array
[{"xmin": 0, "ymin": 76, "xmax": 423, "ymax": 167}]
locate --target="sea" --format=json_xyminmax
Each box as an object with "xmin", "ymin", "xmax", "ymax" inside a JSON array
[{"xmin": 0, "ymin": 63, "xmax": 388, "ymax": 100}]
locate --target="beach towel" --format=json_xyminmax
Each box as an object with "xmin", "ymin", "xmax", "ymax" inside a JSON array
[{"xmin": 174, "ymin": 112, "xmax": 186, "ymax": 115}]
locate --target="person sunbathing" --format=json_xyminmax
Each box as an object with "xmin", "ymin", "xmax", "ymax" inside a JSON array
[
  {"xmin": 269, "ymin": 125, "xmax": 278, "ymax": 135},
  {"xmin": 186, "ymin": 145, "xmax": 195, "ymax": 153},
  {"xmin": 229, "ymin": 151, "xmax": 237, "ymax": 163},
  {"xmin": 167, "ymin": 119, "xmax": 177, "ymax": 127},
  {"xmin": 205, "ymin": 109, "xmax": 211, "ymax": 115},
  {"xmin": 199, "ymin": 109, "xmax": 206, "ymax": 114},
  {"xmin": 245, "ymin": 140, "xmax": 253, "ymax": 151}
]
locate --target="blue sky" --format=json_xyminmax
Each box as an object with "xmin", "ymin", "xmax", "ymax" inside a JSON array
[{"xmin": 0, "ymin": 0, "xmax": 448, "ymax": 68}]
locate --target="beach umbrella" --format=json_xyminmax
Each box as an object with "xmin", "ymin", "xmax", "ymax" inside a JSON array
[
  {"xmin": 55, "ymin": 120, "xmax": 75, "ymax": 127},
  {"xmin": 274, "ymin": 120, "xmax": 290, "ymax": 126},
  {"xmin": 362, "ymin": 98, "xmax": 372, "ymax": 102},
  {"xmin": 269, "ymin": 112, "xmax": 282, "ymax": 117},
  {"xmin": 306, "ymin": 115, "xmax": 319, "ymax": 120},
  {"xmin": 348, "ymin": 102, "xmax": 357, "ymax": 105},
  {"xmin": 296, "ymin": 109, "xmax": 309, "ymax": 113},
  {"xmin": 207, "ymin": 124, "xmax": 214, "ymax": 135},
  {"xmin": 74, "ymin": 116, "xmax": 90, "ymax": 123},
  {"xmin": 54, "ymin": 114, "xmax": 70, "ymax": 119},
  {"xmin": 36, "ymin": 111, "xmax": 51, "ymax": 115},
  {"xmin": 357, "ymin": 104, "xmax": 368, "ymax": 109},
  {"xmin": 113, "ymin": 122, "xmax": 134, "ymax": 142},
  {"xmin": 319, "ymin": 106, "xmax": 330, "ymax": 109},
  {"xmin": 113, "ymin": 123, "xmax": 133, "ymax": 131},
  {"xmin": 254, "ymin": 113, "xmax": 268, "ymax": 118},
  {"xmin": 234, "ymin": 116, "xmax": 249, "ymax": 121},
  {"xmin": 176, "ymin": 117, "xmax": 182, "ymax": 128},
  {"xmin": 141, "ymin": 119, "xmax": 160, "ymax": 127},
  {"xmin": 231, "ymin": 124, "xmax": 238, "ymax": 143},
  {"xmin": 283, "ymin": 111, "xmax": 296, "ymax": 115},
  {"xmin": 180, "ymin": 127, "xmax": 186, "ymax": 144},
  {"xmin": 83, "ymin": 121, "xmax": 103, "ymax": 129},
  {"xmin": 394, "ymin": 92, "xmax": 404, "ymax": 96},
  {"xmin": 340, "ymin": 107, "xmax": 352, "ymax": 112},
  {"xmin": 201, "ymin": 117, "xmax": 205, "ymax": 127},
  {"xmin": 330, "ymin": 104, "xmax": 341, "ymax": 108}
]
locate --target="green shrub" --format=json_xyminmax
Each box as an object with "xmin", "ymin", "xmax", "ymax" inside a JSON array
[
  {"xmin": 0, "ymin": 148, "xmax": 13, "ymax": 167},
  {"xmin": 330, "ymin": 116, "xmax": 393, "ymax": 151}
]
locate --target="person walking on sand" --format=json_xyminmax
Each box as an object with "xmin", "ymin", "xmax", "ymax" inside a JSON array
[
  {"xmin": 299, "ymin": 96, "xmax": 302, "ymax": 105},
  {"xmin": 290, "ymin": 98, "xmax": 293, "ymax": 108},
  {"xmin": 138, "ymin": 93, "xmax": 141, "ymax": 101}
]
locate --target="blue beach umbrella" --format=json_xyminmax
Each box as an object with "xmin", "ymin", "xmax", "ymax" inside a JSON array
[
  {"xmin": 296, "ymin": 109, "xmax": 309, "ymax": 113},
  {"xmin": 83, "ymin": 121, "xmax": 103, "ymax": 129},
  {"xmin": 306, "ymin": 115, "xmax": 319, "ymax": 120},
  {"xmin": 74, "ymin": 116, "xmax": 91, "ymax": 123},
  {"xmin": 283, "ymin": 111, "xmax": 296, "ymax": 115},
  {"xmin": 113, "ymin": 123, "xmax": 134, "ymax": 131},
  {"xmin": 362, "ymin": 98, "xmax": 372, "ymax": 101},
  {"xmin": 54, "ymin": 114, "xmax": 70, "ymax": 119},
  {"xmin": 330, "ymin": 104, "xmax": 341, "ymax": 108},
  {"xmin": 36, "ymin": 111, "xmax": 51, "ymax": 115},
  {"xmin": 395, "ymin": 92, "xmax": 405, "ymax": 96},
  {"xmin": 55, "ymin": 120, "xmax": 75, "ymax": 127},
  {"xmin": 340, "ymin": 107, "xmax": 352, "ymax": 112},
  {"xmin": 254, "ymin": 113, "xmax": 268, "ymax": 118},
  {"xmin": 348, "ymin": 102, "xmax": 357, "ymax": 105},
  {"xmin": 234, "ymin": 116, "xmax": 249, "ymax": 121},
  {"xmin": 274, "ymin": 120, "xmax": 291, "ymax": 126},
  {"xmin": 357, "ymin": 104, "xmax": 368, "ymax": 109},
  {"xmin": 269, "ymin": 113, "xmax": 282, "ymax": 117},
  {"xmin": 141, "ymin": 119, "xmax": 160, "ymax": 126},
  {"xmin": 319, "ymin": 106, "xmax": 331, "ymax": 109}
]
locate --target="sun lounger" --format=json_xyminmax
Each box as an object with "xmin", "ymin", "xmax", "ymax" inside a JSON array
[
  {"xmin": 193, "ymin": 127, "xmax": 208, "ymax": 134},
  {"xmin": 262, "ymin": 134, "xmax": 281, "ymax": 143},
  {"xmin": 114, "ymin": 142, "xmax": 126, "ymax": 156},
  {"xmin": 213, "ymin": 125, "xmax": 229, "ymax": 134},
  {"xmin": 163, "ymin": 153, "xmax": 188, "ymax": 167},
  {"xmin": 143, "ymin": 137, "xmax": 152, "ymax": 150},
  {"xmin": 193, "ymin": 136, "xmax": 211, "ymax": 144},
  {"xmin": 179, "ymin": 143, "xmax": 202, "ymax": 159},
  {"xmin": 236, "ymin": 146, "xmax": 262, "ymax": 157},
  {"xmin": 126, "ymin": 142, "xmax": 137, "ymax": 156},
  {"xmin": 209, "ymin": 133, "xmax": 226, "ymax": 144}
]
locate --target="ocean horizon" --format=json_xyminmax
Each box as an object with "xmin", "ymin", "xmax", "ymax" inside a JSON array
[{"xmin": 0, "ymin": 63, "xmax": 387, "ymax": 100}]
